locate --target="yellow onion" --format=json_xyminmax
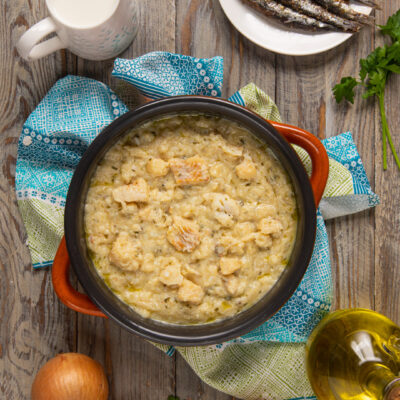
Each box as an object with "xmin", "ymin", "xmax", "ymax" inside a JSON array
[{"xmin": 31, "ymin": 353, "xmax": 109, "ymax": 400}]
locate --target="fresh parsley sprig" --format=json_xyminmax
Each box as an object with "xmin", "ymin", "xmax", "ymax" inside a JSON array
[{"xmin": 333, "ymin": 9, "xmax": 400, "ymax": 171}]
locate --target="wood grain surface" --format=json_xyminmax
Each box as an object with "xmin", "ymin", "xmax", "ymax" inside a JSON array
[{"xmin": 1, "ymin": 0, "xmax": 399, "ymax": 399}]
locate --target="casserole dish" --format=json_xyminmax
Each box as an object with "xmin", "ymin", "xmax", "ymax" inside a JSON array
[{"xmin": 52, "ymin": 96, "xmax": 329, "ymax": 345}]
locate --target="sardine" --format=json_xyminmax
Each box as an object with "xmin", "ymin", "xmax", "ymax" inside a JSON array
[
  {"xmin": 241, "ymin": 0, "xmax": 334, "ymax": 30},
  {"xmin": 314, "ymin": 0, "xmax": 374, "ymax": 23},
  {"xmin": 278, "ymin": 0, "xmax": 362, "ymax": 31}
]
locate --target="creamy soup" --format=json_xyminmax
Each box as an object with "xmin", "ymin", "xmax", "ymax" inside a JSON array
[{"xmin": 84, "ymin": 114, "xmax": 297, "ymax": 324}]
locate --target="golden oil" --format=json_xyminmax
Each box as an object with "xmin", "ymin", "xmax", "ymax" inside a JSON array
[{"xmin": 306, "ymin": 309, "xmax": 400, "ymax": 400}]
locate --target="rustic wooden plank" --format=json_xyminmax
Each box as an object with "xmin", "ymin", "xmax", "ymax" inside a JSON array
[
  {"xmin": 324, "ymin": 29, "xmax": 377, "ymax": 311},
  {"xmin": 175, "ymin": 0, "xmax": 276, "ymax": 98},
  {"xmin": 106, "ymin": 325, "xmax": 175, "ymax": 400},
  {"xmin": 275, "ymin": 21, "xmax": 377, "ymax": 310},
  {"xmin": 0, "ymin": 1, "xmax": 77, "ymax": 399},
  {"xmin": 73, "ymin": 1, "xmax": 177, "ymax": 399},
  {"xmin": 76, "ymin": 316, "xmax": 176, "ymax": 400},
  {"xmin": 323, "ymin": 21, "xmax": 378, "ymax": 311},
  {"xmin": 374, "ymin": 1, "xmax": 400, "ymax": 324},
  {"xmin": 275, "ymin": 54, "xmax": 327, "ymax": 137}
]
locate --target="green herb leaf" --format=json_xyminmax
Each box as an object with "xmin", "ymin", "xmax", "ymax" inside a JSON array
[
  {"xmin": 364, "ymin": 70, "xmax": 387, "ymax": 98},
  {"xmin": 333, "ymin": 8, "xmax": 400, "ymax": 171},
  {"xmin": 333, "ymin": 77, "xmax": 359, "ymax": 104},
  {"xmin": 359, "ymin": 46, "xmax": 388, "ymax": 82},
  {"xmin": 385, "ymin": 64, "xmax": 400, "ymax": 74},
  {"xmin": 386, "ymin": 41, "xmax": 400, "ymax": 67},
  {"xmin": 167, "ymin": 396, "xmax": 180, "ymax": 400},
  {"xmin": 379, "ymin": 9, "xmax": 400, "ymax": 42}
]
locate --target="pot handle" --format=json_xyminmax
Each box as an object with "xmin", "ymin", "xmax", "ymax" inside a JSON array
[
  {"xmin": 52, "ymin": 237, "xmax": 107, "ymax": 318},
  {"xmin": 269, "ymin": 121, "xmax": 329, "ymax": 207}
]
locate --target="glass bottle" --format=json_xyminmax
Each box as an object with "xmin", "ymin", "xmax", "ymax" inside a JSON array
[{"xmin": 306, "ymin": 309, "xmax": 400, "ymax": 400}]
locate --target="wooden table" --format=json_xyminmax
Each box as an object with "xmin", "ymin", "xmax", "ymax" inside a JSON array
[{"xmin": 1, "ymin": 1, "xmax": 400, "ymax": 398}]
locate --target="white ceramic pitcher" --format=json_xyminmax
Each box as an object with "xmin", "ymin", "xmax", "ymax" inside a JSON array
[{"xmin": 17, "ymin": 0, "xmax": 137, "ymax": 61}]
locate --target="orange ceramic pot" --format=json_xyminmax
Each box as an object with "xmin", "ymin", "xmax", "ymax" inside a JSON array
[{"xmin": 52, "ymin": 96, "xmax": 329, "ymax": 345}]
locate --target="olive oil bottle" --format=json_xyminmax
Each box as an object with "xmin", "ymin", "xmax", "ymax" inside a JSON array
[{"xmin": 306, "ymin": 309, "xmax": 400, "ymax": 400}]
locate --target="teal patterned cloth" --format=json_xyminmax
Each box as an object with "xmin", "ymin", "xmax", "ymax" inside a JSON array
[
  {"xmin": 16, "ymin": 77, "xmax": 128, "ymax": 268},
  {"xmin": 112, "ymin": 52, "xmax": 224, "ymax": 98},
  {"xmin": 15, "ymin": 52, "xmax": 379, "ymax": 400}
]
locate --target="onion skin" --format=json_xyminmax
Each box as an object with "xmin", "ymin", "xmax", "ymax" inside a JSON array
[{"xmin": 31, "ymin": 353, "xmax": 109, "ymax": 400}]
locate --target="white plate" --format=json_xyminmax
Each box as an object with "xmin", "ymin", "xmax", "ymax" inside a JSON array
[{"xmin": 218, "ymin": 0, "xmax": 371, "ymax": 56}]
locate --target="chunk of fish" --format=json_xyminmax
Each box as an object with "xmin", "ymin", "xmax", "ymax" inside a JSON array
[
  {"xmin": 167, "ymin": 216, "xmax": 201, "ymax": 252},
  {"xmin": 169, "ymin": 156, "xmax": 210, "ymax": 186},
  {"xmin": 182, "ymin": 265, "xmax": 202, "ymax": 282},
  {"xmin": 112, "ymin": 178, "xmax": 149, "ymax": 203},
  {"xmin": 159, "ymin": 258, "xmax": 184, "ymax": 287},
  {"xmin": 109, "ymin": 232, "xmax": 142, "ymax": 271},
  {"xmin": 278, "ymin": 0, "xmax": 362, "ymax": 31},
  {"xmin": 204, "ymin": 193, "xmax": 240, "ymax": 227},
  {"xmin": 241, "ymin": 0, "xmax": 334, "ymax": 30},
  {"xmin": 220, "ymin": 257, "xmax": 242, "ymax": 275},
  {"xmin": 235, "ymin": 157, "xmax": 257, "ymax": 180},
  {"xmin": 178, "ymin": 279, "xmax": 204, "ymax": 304},
  {"xmin": 217, "ymin": 235, "xmax": 245, "ymax": 256},
  {"xmin": 141, "ymin": 253, "xmax": 156, "ymax": 273},
  {"xmin": 120, "ymin": 161, "xmax": 137, "ymax": 184},
  {"xmin": 146, "ymin": 158, "xmax": 169, "ymax": 177},
  {"xmin": 314, "ymin": 0, "xmax": 373, "ymax": 23}
]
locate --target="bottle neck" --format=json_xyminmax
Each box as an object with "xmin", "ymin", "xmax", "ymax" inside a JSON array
[
  {"xmin": 362, "ymin": 365, "xmax": 400, "ymax": 400},
  {"xmin": 384, "ymin": 379, "xmax": 400, "ymax": 400}
]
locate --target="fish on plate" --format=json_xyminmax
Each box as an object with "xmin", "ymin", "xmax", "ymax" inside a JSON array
[
  {"xmin": 241, "ymin": 0, "xmax": 378, "ymax": 32},
  {"xmin": 242, "ymin": 0, "xmax": 334, "ymax": 30},
  {"xmin": 314, "ymin": 0, "xmax": 373, "ymax": 23},
  {"xmin": 278, "ymin": 0, "xmax": 362, "ymax": 31}
]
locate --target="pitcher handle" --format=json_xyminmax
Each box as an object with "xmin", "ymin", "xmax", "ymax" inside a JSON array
[{"xmin": 16, "ymin": 17, "xmax": 66, "ymax": 61}]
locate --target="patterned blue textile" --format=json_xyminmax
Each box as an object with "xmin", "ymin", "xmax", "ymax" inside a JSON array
[
  {"xmin": 112, "ymin": 52, "xmax": 224, "ymax": 99},
  {"xmin": 16, "ymin": 76, "xmax": 128, "ymax": 202},
  {"xmin": 318, "ymin": 132, "xmax": 380, "ymax": 220},
  {"xmin": 323, "ymin": 132, "xmax": 380, "ymax": 206},
  {"xmin": 15, "ymin": 76, "xmax": 128, "ymax": 268}
]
